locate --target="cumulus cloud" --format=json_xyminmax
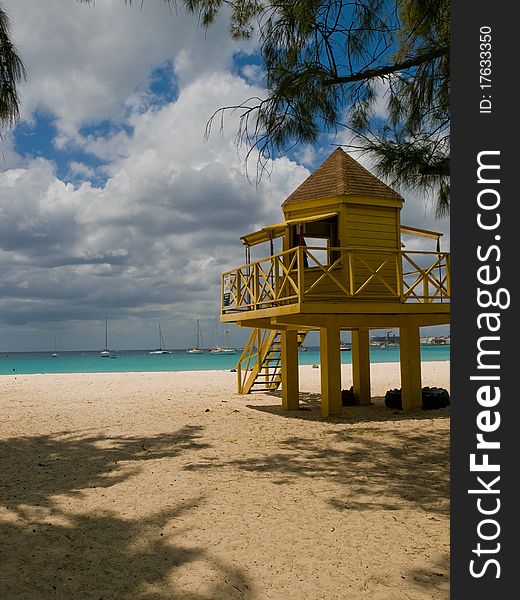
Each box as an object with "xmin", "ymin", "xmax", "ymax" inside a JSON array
[
  {"xmin": 0, "ymin": 0, "xmax": 448, "ymax": 350},
  {"xmin": 0, "ymin": 14, "xmax": 308, "ymax": 349},
  {"xmin": 68, "ymin": 161, "xmax": 96, "ymax": 179},
  {"xmin": 5, "ymin": 0, "xmax": 251, "ymax": 141}
]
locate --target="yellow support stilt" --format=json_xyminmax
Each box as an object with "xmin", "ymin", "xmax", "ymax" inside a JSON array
[
  {"xmin": 319, "ymin": 326, "xmax": 342, "ymax": 417},
  {"xmin": 352, "ymin": 329, "xmax": 371, "ymax": 405},
  {"xmin": 400, "ymin": 325, "xmax": 422, "ymax": 410},
  {"xmin": 281, "ymin": 329, "xmax": 299, "ymax": 410}
]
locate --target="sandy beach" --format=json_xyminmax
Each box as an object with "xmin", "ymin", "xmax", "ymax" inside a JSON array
[{"xmin": 0, "ymin": 361, "xmax": 449, "ymax": 600}]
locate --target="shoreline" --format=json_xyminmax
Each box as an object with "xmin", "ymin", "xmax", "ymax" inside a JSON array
[{"xmin": 0, "ymin": 359, "xmax": 450, "ymax": 380}]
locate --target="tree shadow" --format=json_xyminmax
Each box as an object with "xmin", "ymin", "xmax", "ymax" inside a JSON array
[
  {"xmin": 0, "ymin": 425, "xmax": 210, "ymax": 511},
  {"xmin": 246, "ymin": 391, "xmax": 451, "ymax": 425},
  {"xmin": 0, "ymin": 427, "xmax": 253, "ymax": 599},
  {"xmin": 1, "ymin": 502, "xmax": 252, "ymax": 599},
  {"xmin": 404, "ymin": 552, "xmax": 450, "ymax": 596},
  {"xmin": 184, "ymin": 420, "xmax": 450, "ymax": 515}
]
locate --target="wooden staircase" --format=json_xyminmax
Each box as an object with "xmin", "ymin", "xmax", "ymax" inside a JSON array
[{"xmin": 237, "ymin": 329, "xmax": 308, "ymax": 394}]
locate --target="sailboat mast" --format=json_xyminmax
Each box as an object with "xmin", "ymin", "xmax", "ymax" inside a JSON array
[
  {"xmin": 105, "ymin": 313, "xmax": 108, "ymax": 349},
  {"xmin": 197, "ymin": 319, "xmax": 203, "ymax": 348}
]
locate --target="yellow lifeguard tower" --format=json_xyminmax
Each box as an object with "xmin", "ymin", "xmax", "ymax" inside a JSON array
[{"xmin": 220, "ymin": 148, "xmax": 450, "ymax": 416}]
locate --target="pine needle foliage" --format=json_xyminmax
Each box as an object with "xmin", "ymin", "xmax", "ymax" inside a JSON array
[
  {"xmin": 180, "ymin": 0, "xmax": 450, "ymax": 212},
  {"xmin": 0, "ymin": 4, "xmax": 26, "ymax": 129}
]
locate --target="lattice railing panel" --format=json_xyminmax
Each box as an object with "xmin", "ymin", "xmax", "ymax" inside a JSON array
[{"xmin": 222, "ymin": 247, "xmax": 450, "ymax": 312}]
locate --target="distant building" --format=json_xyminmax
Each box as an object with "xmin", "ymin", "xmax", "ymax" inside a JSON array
[{"xmin": 421, "ymin": 336, "xmax": 450, "ymax": 345}]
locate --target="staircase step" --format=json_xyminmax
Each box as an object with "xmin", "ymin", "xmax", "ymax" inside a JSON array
[{"xmin": 237, "ymin": 328, "xmax": 308, "ymax": 394}]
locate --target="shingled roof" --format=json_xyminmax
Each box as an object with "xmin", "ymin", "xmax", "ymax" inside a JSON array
[{"xmin": 282, "ymin": 147, "xmax": 403, "ymax": 206}]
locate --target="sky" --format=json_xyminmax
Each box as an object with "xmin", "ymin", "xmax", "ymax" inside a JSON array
[{"xmin": 0, "ymin": 0, "xmax": 449, "ymax": 352}]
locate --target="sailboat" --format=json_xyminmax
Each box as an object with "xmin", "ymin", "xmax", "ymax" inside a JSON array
[
  {"xmin": 210, "ymin": 326, "xmax": 236, "ymax": 354},
  {"xmin": 51, "ymin": 335, "xmax": 58, "ymax": 358},
  {"xmin": 187, "ymin": 319, "xmax": 204, "ymax": 353},
  {"xmin": 340, "ymin": 339, "xmax": 351, "ymax": 351},
  {"xmin": 209, "ymin": 317, "xmax": 221, "ymax": 354},
  {"xmin": 149, "ymin": 322, "xmax": 172, "ymax": 354},
  {"xmin": 100, "ymin": 314, "xmax": 110, "ymax": 357}
]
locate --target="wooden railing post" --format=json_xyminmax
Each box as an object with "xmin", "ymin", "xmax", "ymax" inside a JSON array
[
  {"xmin": 397, "ymin": 251, "xmax": 404, "ymax": 302},
  {"xmin": 423, "ymin": 273, "xmax": 430, "ymax": 303},
  {"xmin": 445, "ymin": 253, "xmax": 451, "ymax": 299},
  {"xmin": 297, "ymin": 246, "xmax": 305, "ymax": 304},
  {"xmin": 220, "ymin": 274, "xmax": 224, "ymax": 313},
  {"xmin": 253, "ymin": 263, "xmax": 259, "ymax": 309},
  {"xmin": 235, "ymin": 269, "xmax": 243, "ymax": 308},
  {"xmin": 274, "ymin": 255, "xmax": 280, "ymax": 301},
  {"xmin": 348, "ymin": 250, "xmax": 355, "ymax": 296}
]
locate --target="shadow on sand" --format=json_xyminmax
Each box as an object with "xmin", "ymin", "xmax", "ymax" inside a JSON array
[
  {"xmin": 405, "ymin": 552, "xmax": 450, "ymax": 595},
  {"xmin": 181, "ymin": 392, "xmax": 451, "ymax": 515},
  {"xmin": 0, "ymin": 426, "xmax": 252, "ymax": 599},
  {"xmin": 247, "ymin": 390, "xmax": 450, "ymax": 424}
]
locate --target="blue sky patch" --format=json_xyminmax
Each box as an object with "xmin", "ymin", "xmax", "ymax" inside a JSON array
[
  {"xmin": 14, "ymin": 111, "xmax": 58, "ymax": 161},
  {"xmin": 14, "ymin": 112, "xmax": 110, "ymax": 185},
  {"xmin": 148, "ymin": 60, "xmax": 179, "ymax": 106}
]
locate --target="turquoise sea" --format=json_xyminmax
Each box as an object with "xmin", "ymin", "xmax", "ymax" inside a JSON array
[{"xmin": 0, "ymin": 345, "xmax": 449, "ymax": 376}]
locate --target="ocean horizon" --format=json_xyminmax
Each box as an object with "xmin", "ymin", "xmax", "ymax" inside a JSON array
[{"xmin": 1, "ymin": 345, "xmax": 450, "ymax": 376}]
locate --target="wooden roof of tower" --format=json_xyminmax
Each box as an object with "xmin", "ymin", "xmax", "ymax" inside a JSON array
[{"xmin": 282, "ymin": 147, "xmax": 404, "ymax": 206}]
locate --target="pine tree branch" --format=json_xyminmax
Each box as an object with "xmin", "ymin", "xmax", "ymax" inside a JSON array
[{"xmin": 323, "ymin": 45, "xmax": 449, "ymax": 86}]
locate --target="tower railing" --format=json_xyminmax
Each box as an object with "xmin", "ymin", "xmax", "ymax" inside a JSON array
[{"xmin": 221, "ymin": 246, "xmax": 450, "ymax": 313}]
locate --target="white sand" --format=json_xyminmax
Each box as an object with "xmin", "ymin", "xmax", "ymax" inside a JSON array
[{"xmin": 0, "ymin": 362, "xmax": 449, "ymax": 599}]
